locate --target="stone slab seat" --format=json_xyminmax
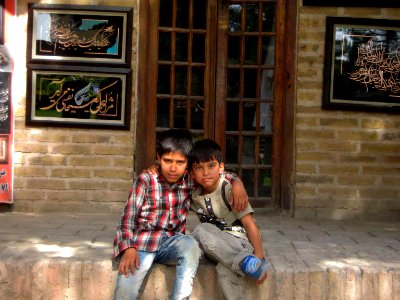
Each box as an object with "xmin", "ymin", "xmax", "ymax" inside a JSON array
[{"xmin": 0, "ymin": 212, "xmax": 400, "ymax": 299}]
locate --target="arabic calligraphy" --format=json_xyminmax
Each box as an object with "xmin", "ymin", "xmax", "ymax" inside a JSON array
[
  {"xmin": 37, "ymin": 13, "xmax": 121, "ymax": 56},
  {"xmin": 36, "ymin": 73, "xmax": 122, "ymax": 119},
  {"xmin": 348, "ymin": 38, "xmax": 400, "ymax": 97}
]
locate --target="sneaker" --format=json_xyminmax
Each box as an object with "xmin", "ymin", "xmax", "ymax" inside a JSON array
[{"xmin": 240, "ymin": 255, "xmax": 269, "ymax": 280}]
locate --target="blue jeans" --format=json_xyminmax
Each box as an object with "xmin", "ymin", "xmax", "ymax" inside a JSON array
[{"xmin": 114, "ymin": 233, "xmax": 201, "ymax": 300}]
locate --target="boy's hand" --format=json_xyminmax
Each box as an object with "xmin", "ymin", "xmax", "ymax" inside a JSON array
[
  {"xmin": 230, "ymin": 180, "xmax": 248, "ymax": 212},
  {"xmin": 119, "ymin": 248, "xmax": 140, "ymax": 277},
  {"xmin": 143, "ymin": 164, "xmax": 159, "ymax": 175}
]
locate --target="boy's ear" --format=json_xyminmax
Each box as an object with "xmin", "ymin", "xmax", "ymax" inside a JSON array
[{"xmin": 219, "ymin": 162, "xmax": 225, "ymax": 174}]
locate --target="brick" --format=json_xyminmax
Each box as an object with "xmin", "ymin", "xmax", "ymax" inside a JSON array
[
  {"xmin": 93, "ymin": 145, "xmax": 133, "ymax": 156},
  {"xmin": 296, "ymin": 175, "xmax": 335, "ymax": 184},
  {"xmin": 51, "ymin": 145, "xmax": 93, "ymax": 155},
  {"xmin": 25, "ymin": 178, "xmax": 68, "ymax": 190},
  {"xmin": 327, "ymin": 268, "xmax": 346, "ymax": 300},
  {"xmin": 320, "ymin": 118, "xmax": 358, "ymax": 128},
  {"xmin": 337, "ymin": 176, "xmax": 376, "ymax": 186},
  {"xmin": 363, "ymin": 166, "xmax": 400, "ymax": 175},
  {"xmin": 14, "ymin": 166, "xmax": 47, "ymax": 177},
  {"xmin": 68, "ymin": 180, "xmax": 110, "ymax": 190},
  {"xmin": 51, "ymin": 168, "xmax": 92, "ymax": 178},
  {"xmin": 93, "ymin": 169, "xmax": 132, "ymax": 179},
  {"xmin": 361, "ymin": 143, "xmax": 399, "ymax": 154},
  {"xmin": 345, "ymin": 268, "xmax": 362, "ymax": 300},
  {"xmin": 296, "ymin": 152, "xmax": 334, "ymax": 161},
  {"xmin": 337, "ymin": 131, "xmax": 378, "ymax": 141},
  {"xmin": 319, "ymin": 164, "xmax": 359, "ymax": 175},
  {"xmin": 296, "ymin": 163, "xmax": 317, "ymax": 174},
  {"xmin": 68, "ymin": 156, "xmax": 113, "ymax": 167},
  {"xmin": 318, "ymin": 142, "xmax": 358, "ymax": 152}
]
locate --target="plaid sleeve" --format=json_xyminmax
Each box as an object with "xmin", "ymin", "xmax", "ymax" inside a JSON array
[{"xmin": 113, "ymin": 175, "xmax": 147, "ymax": 260}]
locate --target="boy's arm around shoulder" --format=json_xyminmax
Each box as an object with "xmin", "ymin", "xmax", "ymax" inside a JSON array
[
  {"xmin": 223, "ymin": 172, "xmax": 248, "ymax": 212},
  {"xmin": 240, "ymin": 214, "xmax": 264, "ymax": 259}
]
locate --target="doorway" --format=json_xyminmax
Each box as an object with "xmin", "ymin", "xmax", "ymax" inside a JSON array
[{"xmin": 137, "ymin": 0, "xmax": 295, "ymax": 210}]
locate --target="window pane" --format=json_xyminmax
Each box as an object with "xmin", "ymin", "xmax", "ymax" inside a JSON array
[
  {"xmin": 193, "ymin": 1, "xmax": 206, "ymax": 29},
  {"xmin": 157, "ymin": 65, "xmax": 171, "ymax": 94},
  {"xmin": 259, "ymin": 169, "xmax": 272, "ymax": 197},
  {"xmin": 176, "ymin": 33, "xmax": 188, "ymax": 61},
  {"xmin": 192, "ymin": 34, "xmax": 205, "ymax": 63},
  {"xmin": 158, "ymin": 32, "xmax": 171, "ymax": 61},
  {"xmin": 259, "ymin": 136, "xmax": 272, "ymax": 164},
  {"xmin": 260, "ymin": 69, "xmax": 274, "ymax": 100},
  {"xmin": 191, "ymin": 100, "xmax": 204, "ymax": 129},
  {"xmin": 242, "ymin": 169, "xmax": 254, "ymax": 197},
  {"xmin": 243, "ymin": 102, "xmax": 256, "ymax": 131},
  {"xmin": 228, "ymin": 36, "xmax": 241, "ymax": 65},
  {"xmin": 229, "ymin": 4, "xmax": 242, "ymax": 32},
  {"xmin": 157, "ymin": 98, "xmax": 170, "ymax": 127},
  {"xmin": 262, "ymin": 37, "xmax": 275, "ymax": 65},
  {"xmin": 244, "ymin": 36, "xmax": 258, "ymax": 65},
  {"xmin": 192, "ymin": 67, "xmax": 204, "ymax": 96},
  {"xmin": 245, "ymin": 4, "xmax": 259, "ymax": 32},
  {"xmin": 262, "ymin": 3, "xmax": 275, "ymax": 32},
  {"xmin": 227, "ymin": 69, "xmax": 240, "ymax": 98},
  {"xmin": 175, "ymin": 66, "xmax": 187, "ymax": 95},
  {"xmin": 159, "ymin": 0, "xmax": 173, "ymax": 27},
  {"xmin": 259, "ymin": 103, "xmax": 273, "ymax": 133},
  {"xmin": 176, "ymin": 0, "xmax": 189, "ymax": 28},
  {"xmin": 226, "ymin": 135, "xmax": 238, "ymax": 164},
  {"xmin": 242, "ymin": 136, "xmax": 255, "ymax": 164},
  {"xmin": 174, "ymin": 99, "xmax": 187, "ymax": 128},
  {"xmin": 226, "ymin": 102, "xmax": 239, "ymax": 131},
  {"xmin": 243, "ymin": 69, "xmax": 257, "ymax": 98}
]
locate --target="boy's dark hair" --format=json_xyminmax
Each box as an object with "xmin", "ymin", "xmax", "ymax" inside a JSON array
[
  {"xmin": 190, "ymin": 139, "xmax": 223, "ymax": 167},
  {"xmin": 156, "ymin": 129, "xmax": 194, "ymax": 157}
]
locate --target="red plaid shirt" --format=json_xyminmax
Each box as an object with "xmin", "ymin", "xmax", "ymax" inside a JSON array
[{"xmin": 114, "ymin": 171, "xmax": 237, "ymax": 259}]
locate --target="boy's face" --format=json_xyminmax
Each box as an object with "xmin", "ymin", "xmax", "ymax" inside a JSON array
[
  {"xmin": 191, "ymin": 159, "xmax": 224, "ymax": 194},
  {"xmin": 157, "ymin": 151, "xmax": 188, "ymax": 184}
]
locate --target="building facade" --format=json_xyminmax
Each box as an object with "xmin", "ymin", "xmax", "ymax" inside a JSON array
[{"xmin": 1, "ymin": 0, "xmax": 399, "ymax": 220}]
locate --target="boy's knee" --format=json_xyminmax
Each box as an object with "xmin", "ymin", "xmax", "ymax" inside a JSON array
[{"xmin": 179, "ymin": 235, "xmax": 201, "ymax": 259}]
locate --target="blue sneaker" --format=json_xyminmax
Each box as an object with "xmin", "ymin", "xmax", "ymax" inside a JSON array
[{"xmin": 240, "ymin": 255, "xmax": 269, "ymax": 280}]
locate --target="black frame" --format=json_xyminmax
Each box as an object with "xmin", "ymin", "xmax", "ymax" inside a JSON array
[
  {"xmin": 303, "ymin": 0, "xmax": 400, "ymax": 7},
  {"xmin": 27, "ymin": 4, "xmax": 133, "ymax": 67},
  {"xmin": 26, "ymin": 64, "xmax": 132, "ymax": 129},
  {"xmin": 322, "ymin": 17, "xmax": 400, "ymax": 113}
]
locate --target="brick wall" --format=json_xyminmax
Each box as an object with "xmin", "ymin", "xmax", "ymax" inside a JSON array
[
  {"xmin": 11, "ymin": 0, "xmax": 139, "ymax": 212},
  {"xmin": 295, "ymin": 6, "xmax": 400, "ymax": 220}
]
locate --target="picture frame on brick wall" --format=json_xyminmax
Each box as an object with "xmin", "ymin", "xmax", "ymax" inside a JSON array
[
  {"xmin": 27, "ymin": 4, "xmax": 133, "ymax": 67},
  {"xmin": 303, "ymin": 0, "xmax": 400, "ymax": 7},
  {"xmin": 26, "ymin": 64, "xmax": 132, "ymax": 130},
  {"xmin": 322, "ymin": 17, "xmax": 400, "ymax": 113}
]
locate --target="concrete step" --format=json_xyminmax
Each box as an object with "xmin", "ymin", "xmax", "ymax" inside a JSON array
[{"xmin": 0, "ymin": 212, "xmax": 399, "ymax": 299}]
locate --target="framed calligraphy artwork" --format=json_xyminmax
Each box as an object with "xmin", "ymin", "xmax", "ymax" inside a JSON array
[
  {"xmin": 27, "ymin": 4, "xmax": 133, "ymax": 67},
  {"xmin": 0, "ymin": 72, "xmax": 10, "ymax": 134},
  {"xmin": 0, "ymin": 135, "xmax": 7, "ymax": 164},
  {"xmin": 26, "ymin": 64, "xmax": 132, "ymax": 129},
  {"xmin": 322, "ymin": 17, "xmax": 400, "ymax": 113},
  {"xmin": 303, "ymin": 0, "xmax": 400, "ymax": 7}
]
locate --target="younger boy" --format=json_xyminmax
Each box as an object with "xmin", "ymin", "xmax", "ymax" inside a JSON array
[
  {"xmin": 190, "ymin": 139, "xmax": 268, "ymax": 300},
  {"xmin": 113, "ymin": 130, "xmax": 247, "ymax": 300}
]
